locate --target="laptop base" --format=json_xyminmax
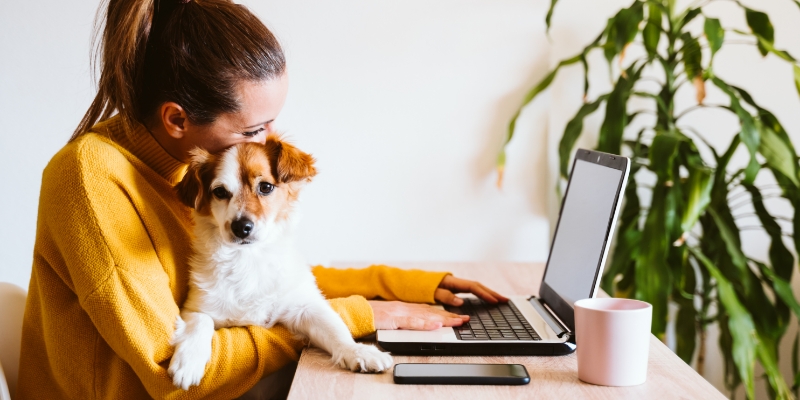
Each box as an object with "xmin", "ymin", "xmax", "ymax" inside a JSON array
[{"xmin": 377, "ymin": 340, "xmax": 576, "ymax": 356}]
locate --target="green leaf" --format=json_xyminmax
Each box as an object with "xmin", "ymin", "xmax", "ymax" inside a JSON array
[
  {"xmin": 758, "ymin": 264, "xmax": 800, "ymax": 319},
  {"xmin": 759, "ymin": 121, "xmax": 800, "ymax": 187},
  {"xmin": 597, "ymin": 62, "xmax": 644, "ymax": 154},
  {"xmin": 649, "ymin": 134, "xmax": 682, "ymax": 181},
  {"xmin": 602, "ymin": 3, "xmax": 644, "ymax": 65},
  {"xmin": 675, "ymin": 253, "xmax": 697, "ymax": 363},
  {"xmin": 675, "ymin": 294, "xmax": 697, "ymax": 363},
  {"xmin": 636, "ymin": 185, "xmax": 672, "ymax": 336},
  {"xmin": 499, "ymin": 54, "xmax": 583, "ymax": 169},
  {"xmin": 708, "ymin": 208, "xmax": 748, "ymax": 276},
  {"xmin": 745, "ymin": 8, "xmax": 774, "ymax": 56},
  {"xmin": 643, "ymin": 4, "xmax": 662, "ymax": 57},
  {"xmin": 545, "ymin": 0, "xmax": 559, "ymax": 32},
  {"xmin": 704, "ymin": 18, "xmax": 724, "ymax": 59},
  {"xmin": 794, "ymin": 64, "xmax": 800, "ymax": 99},
  {"xmin": 745, "ymin": 185, "xmax": 794, "ymax": 281},
  {"xmin": 558, "ymin": 95, "xmax": 609, "ymax": 178},
  {"xmin": 712, "ymin": 77, "xmax": 760, "ymax": 184},
  {"xmin": 681, "ymin": 32, "xmax": 702, "ymax": 80},
  {"xmin": 689, "ymin": 247, "xmax": 757, "ymax": 399},
  {"xmin": 675, "ymin": 8, "xmax": 701, "ymax": 32},
  {"xmin": 725, "ymin": 83, "xmax": 800, "ymax": 186},
  {"xmin": 681, "ymin": 167, "xmax": 713, "ymax": 234}
]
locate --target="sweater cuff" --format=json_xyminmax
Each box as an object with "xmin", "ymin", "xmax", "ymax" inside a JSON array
[
  {"xmin": 387, "ymin": 268, "xmax": 451, "ymax": 304},
  {"xmin": 327, "ymin": 295, "xmax": 376, "ymax": 339}
]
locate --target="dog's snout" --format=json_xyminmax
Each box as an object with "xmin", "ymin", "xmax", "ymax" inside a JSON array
[{"xmin": 231, "ymin": 218, "xmax": 254, "ymax": 239}]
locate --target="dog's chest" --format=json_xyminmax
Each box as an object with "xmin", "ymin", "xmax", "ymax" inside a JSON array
[{"xmin": 191, "ymin": 259, "xmax": 297, "ymax": 328}]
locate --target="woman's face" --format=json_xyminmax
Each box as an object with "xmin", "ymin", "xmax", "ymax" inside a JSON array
[{"xmin": 157, "ymin": 73, "xmax": 290, "ymax": 162}]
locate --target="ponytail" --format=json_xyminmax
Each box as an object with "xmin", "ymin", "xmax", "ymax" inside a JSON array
[{"xmin": 71, "ymin": 0, "xmax": 285, "ymax": 141}]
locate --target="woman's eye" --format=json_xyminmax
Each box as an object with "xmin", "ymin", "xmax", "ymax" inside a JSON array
[
  {"xmin": 242, "ymin": 128, "xmax": 265, "ymax": 137},
  {"xmin": 212, "ymin": 187, "xmax": 229, "ymax": 199},
  {"xmin": 258, "ymin": 182, "xmax": 274, "ymax": 195}
]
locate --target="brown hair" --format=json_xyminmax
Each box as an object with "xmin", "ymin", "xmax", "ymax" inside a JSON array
[{"xmin": 70, "ymin": 0, "xmax": 285, "ymax": 141}]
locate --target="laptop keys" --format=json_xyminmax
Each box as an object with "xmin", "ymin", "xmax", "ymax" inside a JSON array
[{"xmin": 446, "ymin": 299, "xmax": 541, "ymax": 341}]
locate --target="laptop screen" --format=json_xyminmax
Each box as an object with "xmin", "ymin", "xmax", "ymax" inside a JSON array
[{"xmin": 541, "ymin": 157, "xmax": 626, "ymax": 307}]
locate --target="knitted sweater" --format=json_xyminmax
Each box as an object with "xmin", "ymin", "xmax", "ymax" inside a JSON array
[{"xmin": 17, "ymin": 116, "xmax": 448, "ymax": 400}]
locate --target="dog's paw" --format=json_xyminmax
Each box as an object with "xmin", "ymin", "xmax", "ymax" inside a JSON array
[
  {"xmin": 168, "ymin": 342, "xmax": 212, "ymax": 390},
  {"xmin": 168, "ymin": 316, "xmax": 212, "ymax": 391},
  {"xmin": 334, "ymin": 343, "xmax": 393, "ymax": 373}
]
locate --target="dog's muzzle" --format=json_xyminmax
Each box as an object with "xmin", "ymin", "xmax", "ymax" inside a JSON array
[{"xmin": 231, "ymin": 218, "xmax": 254, "ymax": 239}]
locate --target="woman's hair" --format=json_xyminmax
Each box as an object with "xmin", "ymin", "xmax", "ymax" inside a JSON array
[{"xmin": 70, "ymin": 0, "xmax": 285, "ymax": 141}]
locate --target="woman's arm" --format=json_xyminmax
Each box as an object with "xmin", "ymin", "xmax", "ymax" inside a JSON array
[
  {"xmin": 312, "ymin": 266, "xmax": 509, "ymax": 331},
  {"xmin": 312, "ymin": 264, "xmax": 449, "ymax": 303}
]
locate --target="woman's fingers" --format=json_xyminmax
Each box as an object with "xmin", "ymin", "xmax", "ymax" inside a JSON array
[
  {"xmin": 434, "ymin": 288, "xmax": 464, "ymax": 306},
  {"xmin": 477, "ymin": 283, "xmax": 509, "ymax": 303},
  {"xmin": 438, "ymin": 275, "xmax": 509, "ymax": 304}
]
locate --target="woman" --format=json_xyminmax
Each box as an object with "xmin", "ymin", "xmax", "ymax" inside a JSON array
[{"xmin": 17, "ymin": 0, "xmax": 508, "ymax": 399}]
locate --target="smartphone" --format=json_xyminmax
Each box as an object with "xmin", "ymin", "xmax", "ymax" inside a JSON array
[{"xmin": 393, "ymin": 363, "xmax": 530, "ymax": 385}]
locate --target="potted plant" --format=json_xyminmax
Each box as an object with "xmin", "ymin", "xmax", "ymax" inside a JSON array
[{"xmin": 497, "ymin": 0, "xmax": 800, "ymax": 398}]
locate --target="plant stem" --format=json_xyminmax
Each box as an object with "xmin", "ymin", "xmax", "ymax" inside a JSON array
[{"xmin": 697, "ymin": 323, "xmax": 706, "ymax": 376}]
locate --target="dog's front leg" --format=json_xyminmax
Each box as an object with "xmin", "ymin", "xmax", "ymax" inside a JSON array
[
  {"xmin": 286, "ymin": 299, "xmax": 393, "ymax": 373},
  {"xmin": 167, "ymin": 310, "xmax": 216, "ymax": 390}
]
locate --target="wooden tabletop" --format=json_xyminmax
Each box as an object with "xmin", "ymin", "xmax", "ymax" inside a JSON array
[{"xmin": 287, "ymin": 262, "xmax": 724, "ymax": 399}]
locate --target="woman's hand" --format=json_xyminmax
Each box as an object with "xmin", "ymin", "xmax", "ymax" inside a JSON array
[
  {"xmin": 434, "ymin": 275, "xmax": 509, "ymax": 306},
  {"xmin": 369, "ymin": 275, "xmax": 508, "ymax": 331},
  {"xmin": 369, "ymin": 301, "xmax": 468, "ymax": 330}
]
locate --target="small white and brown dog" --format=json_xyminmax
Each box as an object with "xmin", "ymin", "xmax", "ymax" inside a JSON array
[{"xmin": 167, "ymin": 135, "xmax": 393, "ymax": 390}]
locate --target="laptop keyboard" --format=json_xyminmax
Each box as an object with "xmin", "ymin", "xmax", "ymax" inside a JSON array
[{"xmin": 444, "ymin": 298, "xmax": 541, "ymax": 341}]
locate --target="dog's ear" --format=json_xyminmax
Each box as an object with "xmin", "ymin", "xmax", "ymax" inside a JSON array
[
  {"xmin": 175, "ymin": 148, "xmax": 213, "ymax": 209},
  {"xmin": 265, "ymin": 133, "xmax": 317, "ymax": 183}
]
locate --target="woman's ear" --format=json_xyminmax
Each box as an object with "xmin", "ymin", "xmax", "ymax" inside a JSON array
[
  {"xmin": 160, "ymin": 102, "xmax": 189, "ymax": 139},
  {"xmin": 175, "ymin": 148, "xmax": 213, "ymax": 209},
  {"xmin": 265, "ymin": 134, "xmax": 317, "ymax": 183}
]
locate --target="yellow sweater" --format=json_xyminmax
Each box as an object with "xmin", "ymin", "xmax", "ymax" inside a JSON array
[{"xmin": 18, "ymin": 116, "xmax": 448, "ymax": 400}]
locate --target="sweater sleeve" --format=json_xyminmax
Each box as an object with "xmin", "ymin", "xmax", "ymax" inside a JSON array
[
  {"xmin": 42, "ymin": 142, "xmax": 371, "ymax": 400},
  {"xmin": 312, "ymin": 265, "xmax": 450, "ymax": 304}
]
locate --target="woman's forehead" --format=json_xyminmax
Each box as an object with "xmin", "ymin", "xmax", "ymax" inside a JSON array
[{"xmin": 230, "ymin": 75, "xmax": 289, "ymax": 129}]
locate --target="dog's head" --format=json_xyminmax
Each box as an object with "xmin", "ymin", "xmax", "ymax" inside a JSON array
[{"xmin": 175, "ymin": 134, "xmax": 317, "ymax": 245}]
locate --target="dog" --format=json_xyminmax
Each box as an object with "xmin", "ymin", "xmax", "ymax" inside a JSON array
[{"xmin": 167, "ymin": 135, "xmax": 393, "ymax": 390}]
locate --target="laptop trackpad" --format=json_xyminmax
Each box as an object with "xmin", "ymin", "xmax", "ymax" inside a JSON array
[{"xmin": 377, "ymin": 327, "xmax": 458, "ymax": 343}]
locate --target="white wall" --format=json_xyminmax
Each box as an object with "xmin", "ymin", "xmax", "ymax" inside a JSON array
[
  {"xmin": 0, "ymin": 0, "xmax": 553, "ymax": 289},
  {"xmin": 1, "ymin": 0, "xmax": 798, "ymax": 398}
]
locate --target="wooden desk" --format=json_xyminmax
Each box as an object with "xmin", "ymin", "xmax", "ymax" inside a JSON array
[{"xmin": 288, "ymin": 262, "xmax": 724, "ymax": 399}]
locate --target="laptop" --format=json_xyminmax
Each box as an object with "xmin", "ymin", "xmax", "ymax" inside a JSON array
[{"xmin": 377, "ymin": 149, "xmax": 630, "ymax": 356}]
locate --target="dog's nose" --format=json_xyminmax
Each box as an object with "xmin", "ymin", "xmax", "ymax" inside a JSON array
[{"xmin": 231, "ymin": 218, "xmax": 254, "ymax": 239}]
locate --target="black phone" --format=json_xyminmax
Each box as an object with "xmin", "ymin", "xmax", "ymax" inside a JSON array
[{"xmin": 393, "ymin": 363, "xmax": 530, "ymax": 385}]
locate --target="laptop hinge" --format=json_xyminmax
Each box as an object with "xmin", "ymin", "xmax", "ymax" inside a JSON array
[{"xmin": 528, "ymin": 297, "xmax": 572, "ymax": 338}]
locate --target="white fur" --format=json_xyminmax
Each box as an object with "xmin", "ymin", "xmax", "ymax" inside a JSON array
[{"xmin": 168, "ymin": 150, "xmax": 392, "ymax": 390}]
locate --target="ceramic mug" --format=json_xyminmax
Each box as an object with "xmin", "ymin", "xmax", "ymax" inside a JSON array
[{"xmin": 574, "ymin": 298, "xmax": 653, "ymax": 386}]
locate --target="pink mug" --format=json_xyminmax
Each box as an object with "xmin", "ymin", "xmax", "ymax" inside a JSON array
[{"xmin": 574, "ymin": 298, "xmax": 652, "ymax": 386}]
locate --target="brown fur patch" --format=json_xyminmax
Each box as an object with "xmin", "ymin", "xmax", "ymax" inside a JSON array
[
  {"xmin": 235, "ymin": 143, "xmax": 272, "ymax": 220},
  {"xmin": 175, "ymin": 148, "xmax": 218, "ymax": 215},
  {"xmin": 264, "ymin": 133, "xmax": 317, "ymax": 183}
]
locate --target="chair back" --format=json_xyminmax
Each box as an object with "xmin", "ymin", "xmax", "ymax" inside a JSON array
[{"xmin": 0, "ymin": 283, "xmax": 27, "ymax": 400}]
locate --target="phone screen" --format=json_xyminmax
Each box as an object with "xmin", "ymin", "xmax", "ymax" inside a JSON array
[{"xmin": 393, "ymin": 363, "xmax": 530, "ymax": 385}]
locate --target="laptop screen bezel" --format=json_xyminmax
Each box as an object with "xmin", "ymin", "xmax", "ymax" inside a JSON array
[{"xmin": 538, "ymin": 149, "xmax": 630, "ymax": 332}]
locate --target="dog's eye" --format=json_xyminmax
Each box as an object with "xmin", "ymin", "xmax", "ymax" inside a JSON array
[
  {"xmin": 258, "ymin": 182, "xmax": 275, "ymax": 196},
  {"xmin": 212, "ymin": 187, "xmax": 230, "ymax": 199}
]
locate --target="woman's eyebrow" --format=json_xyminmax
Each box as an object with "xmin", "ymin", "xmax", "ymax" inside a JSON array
[{"xmin": 242, "ymin": 120, "xmax": 274, "ymax": 129}]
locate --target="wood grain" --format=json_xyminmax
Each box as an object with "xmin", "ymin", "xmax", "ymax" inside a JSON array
[{"xmin": 288, "ymin": 262, "xmax": 724, "ymax": 400}]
